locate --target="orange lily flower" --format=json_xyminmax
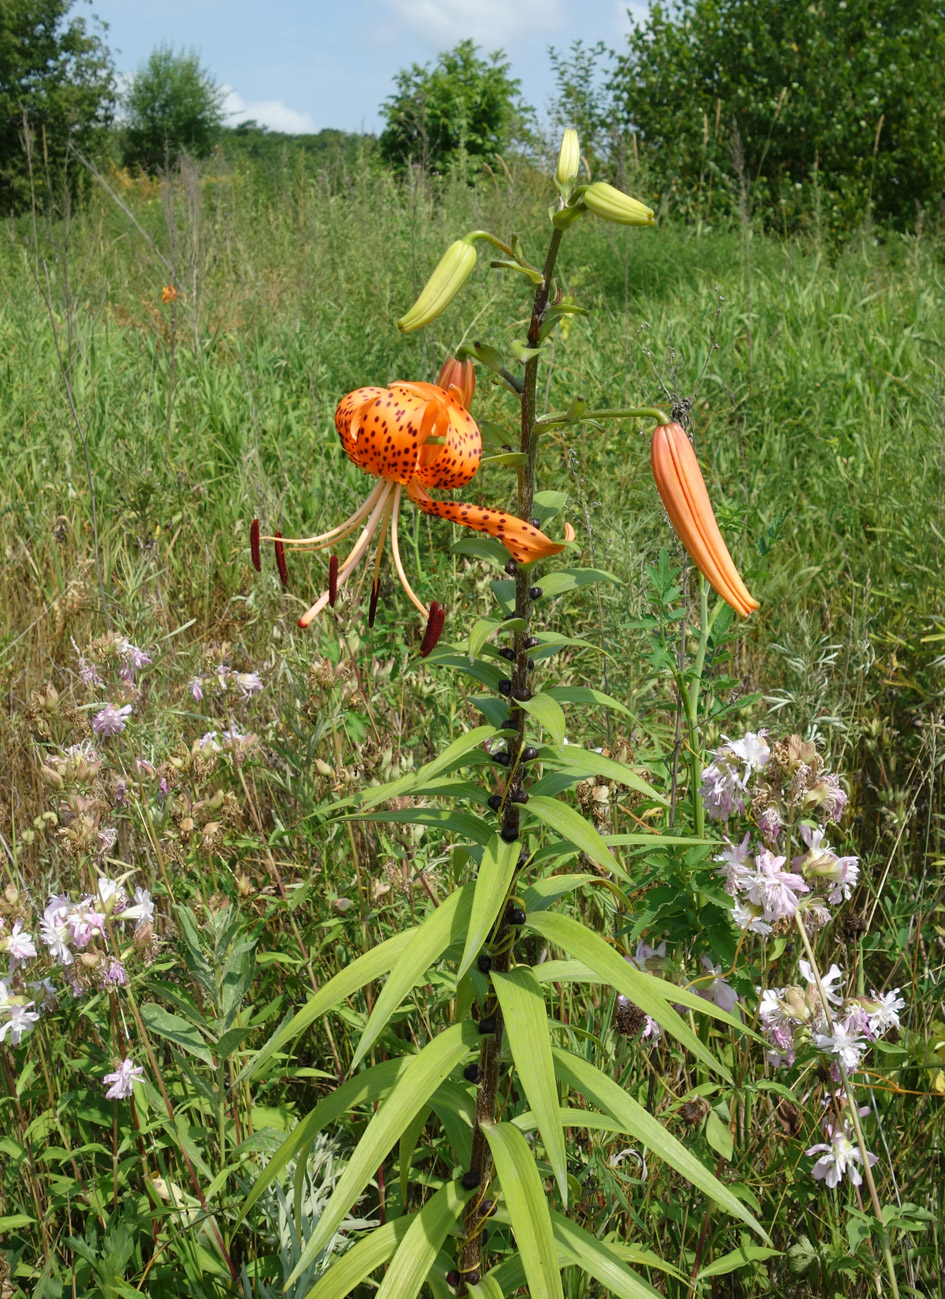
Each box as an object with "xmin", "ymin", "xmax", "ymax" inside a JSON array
[
  {"xmin": 252, "ymin": 361, "xmax": 563, "ymax": 652},
  {"xmin": 651, "ymin": 422, "xmax": 759, "ymax": 618}
]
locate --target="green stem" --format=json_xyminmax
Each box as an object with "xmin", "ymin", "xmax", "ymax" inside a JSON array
[
  {"xmin": 536, "ymin": 403, "xmax": 670, "ymax": 429},
  {"xmin": 458, "ymin": 222, "xmax": 566, "ymax": 1294}
]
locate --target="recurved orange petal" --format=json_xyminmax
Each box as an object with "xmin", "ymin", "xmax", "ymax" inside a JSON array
[{"xmin": 406, "ymin": 481, "xmax": 564, "ymax": 565}]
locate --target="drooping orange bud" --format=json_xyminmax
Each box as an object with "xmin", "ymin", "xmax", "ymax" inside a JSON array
[
  {"xmin": 651, "ymin": 423, "xmax": 758, "ymax": 618},
  {"xmin": 436, "ymin": 356, "xmax": 476, "ymax": 409}
]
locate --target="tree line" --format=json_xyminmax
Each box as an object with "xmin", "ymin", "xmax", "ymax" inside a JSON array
[{"xmin": 3, "ymin": 0, "xmax": 943, "ymax": 235}]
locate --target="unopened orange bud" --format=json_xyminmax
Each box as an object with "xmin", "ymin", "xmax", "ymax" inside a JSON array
[
  {"xmin": 436, "ymin": 356, "xmax": 476, "ymax": 409},
  {"xmin": 651, "ymin": 422, "xmax": 759, "ymax": 618}
]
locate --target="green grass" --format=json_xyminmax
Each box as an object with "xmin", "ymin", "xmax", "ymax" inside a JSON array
[{"xmin": 0, "ymin": 152, "xmax": 943, "ymax": 1296}]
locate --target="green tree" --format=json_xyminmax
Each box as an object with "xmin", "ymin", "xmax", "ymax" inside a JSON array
[
  {"xmin": 379, "ymin": 39, "xmax": 531, "ymax": 172},
  {"xmin": 122, "ymin": 45, "xmax": 225, "ymax": 173},
  {"xmin": 610, "ymin": 0, "xmax": 945, "ymax": 235},
  {"xmin": 0, "ymin": 0, "xmax": 115, "ymax": 211}
]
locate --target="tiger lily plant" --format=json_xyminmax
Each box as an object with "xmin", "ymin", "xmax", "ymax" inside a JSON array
[
  {"xmin": 651, "ymin": 421, "xmax": 759, "ymax": 618},
  {"xmin": 252, "ymin": 359, "xmax": 563, "ymax": 653}
]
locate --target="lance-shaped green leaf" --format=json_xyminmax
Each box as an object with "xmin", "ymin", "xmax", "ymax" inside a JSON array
[
  {"xmin": 303, "ymin": 1217, "xmax": 410, "ymax": 1299},
  {"xmin": 237, "ymin": 1057, "xmax": 409, "ymax": 1227},
  {"xmin": 521, "ymin": 873, "xmax": 598, "ymax": 913},
  {"xmin": 354, "ymin": 726, "xmax": 497, "ymax": 810},
  {"xmin": 353, "ymin": 885, "xmax": 474, "ymax": 1068},
  {"xmin": 536, "ymin": 568, "xmax": 621, "ymax": 598},
  {"xmin": 492, "ymin": 967, "xmax": 567, "ymax": 1203},
  {"xmin": 399, "ymin": 1107, "xmax": 431, "ymax": 1209},
  {"xmin": 552, "ymin": 1049, "xmax": 767, "ymax": 1240},
  {"xmin": 353, "ymin": 809, "xmax": 494, "ymax": 848},
  {"xmin": 551, "ymin": 1212, "xmax": 662, "ymax": 1299},
  {"xmin": 517, "ymin": 693, "xmax": 567, "ymax": 745},
  {"xmin": 693, "ymin": 1242, "xmax": 782, "ymax": 1280},
  {"xmin": 375, "ymin": 1180, "xmax": 470, "ymax": 1299},
  {"xmin": 544, "ymin": 685, "xmax": 634, "ymax": 718},
  {"xmin": 458, "ymin": 835, "xmax": 519, "ymax": 980},
  {"xmin": 286, "ymin": 1022, "xmax": 480, "ymax": 1287},
  {"xmin": 527, "ymin": 911, "xmax": 740, "ymax": 1078},
  {"xmin": 427, "ymin": 653, "xmax": 505, "ymax": 691},
  {"xmin": 483, "ymin": 1122, "xmax": 564, "ymax": 1299},
  {"xmin": 525, "ymin": 795, "xmax": 626, "ymax": 879},
  {"xmin": 541, "ymin": 745, "xmax": 668, "ymax": 804},
  {"xmin": 235, "ymin": 929, "xmax": 415, "ymax": 1084}
]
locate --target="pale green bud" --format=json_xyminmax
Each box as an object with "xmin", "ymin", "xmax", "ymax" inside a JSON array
[
  {"xmin": 555, "ymin": 129, "xmax": 580, "ymax": 186},
  {"xmin": 583, "ymin": 182, "xmax": 655, "ymax": 227},
  {"xmin": 397, "ymin": 239, "xmax": 477, "ymax": 333}
]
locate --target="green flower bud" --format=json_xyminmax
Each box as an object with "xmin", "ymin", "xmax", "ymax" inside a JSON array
[
  {"xmin": 397, "ymin": 239, "xmax": 477, "ymax": 333},
  {"xmin": 555, "ymin": 128, "xmax": 580, "ymax": 186},
  {"xmin": 583, "ymin": 182, "xmax": 654, "ymax": 227}
]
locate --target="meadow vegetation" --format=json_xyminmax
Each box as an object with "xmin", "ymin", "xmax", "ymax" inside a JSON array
[{"xmin": 0, "ymin": 145, "xmax": 943, "ymax": 1296}]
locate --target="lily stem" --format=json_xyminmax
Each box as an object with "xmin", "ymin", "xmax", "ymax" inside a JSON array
[{"xmin": 458, "ymin": 223, "xmax": 565, "ymax": 1293}]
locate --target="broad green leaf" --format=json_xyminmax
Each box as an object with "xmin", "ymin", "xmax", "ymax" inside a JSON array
[
  {"xmin": 353, "ymin": 885, "xmax": 474, "ymax": 1068},
  {"xmin": 551, "ymin": 1212, "xmax": 661, "ymax": 1299},
  {"xmin": 375, "ymin": 1180, "xmax": 470, "ymax": 1299},
  {"xmin": 705, "ymin": 1109, "xmax": 734, "ymax": 1162},
  {"xmin": 467, "ymin": 1276, "xmax": 505, "ymax": 1299},
  {"xmin": 544, "ymin": 685, "xmax": 634, "ymax": 718},
  {"xmin": 140, "ymin": 1004, "xmax": 213, "ymax": 1065},
  {"xmin": 552, "ymin": 1050, "xmax": 767, "ymax": 1241},
  {"xmin": 237, "ymin": 1057, "xmax": 409, "ymax": 1227},
  {"xmin": 286, "ymin": 1022, "xmax": 480, "ymax": 1286},
  {"xmin": 518, "ymin": 693, "xmax": 567, "ymax": 745},
  {"xmin": 694, "ymin": 1243, "xmax": 782, "ymax": 1281},
  {"xmin": 483, "ymin": 1123, "xmax": 564, "ymax": 1299},
  {"xmin": 527, "ymin": 911, "xmax": 738, "ymax": 1078},
  {"xmin": 527, "ymin": 909, "xmax": 748, "ymax": 1049},
  {"xmin": 532, "ymin": 959, "xmax": 599, "ymax": 985},
  {"xmin": 458, "ymin": 836, "xmax": 519, "ymax": 980},
  {"xmin": 525, "ymin": 795, "xmax": 625, "ymax": 878},
  {"xmin": 492, "ymin": 968, "xmax": 567, "ymax": 1203},
  {"xmin": 304, "ymin": 1219, "xmax": 410, "ymax": 1299},
  {"xmin": 521, "ymin": 873, "xmax": 599, "ymax": 911},
  {"xmin": 542, "ymin": 745, "xmax": 668, "ymax": 805},
  {"xmin": 236, "ymin": 928, "xmax": 416, "ymax": 1083},
  {"xmin": 537, "ymin": 568, "xmax": 622, "ymax": 598},
  {"xmin": 530, "ymin": 631, "xmax": 607, "ymax": 658},
  {"xmin": 353, "ymin": 809, "xmax": 493, "ymax": 847},
  {"xmin": 468, "ymin": 617, "xmax": 502, "ymax": 658},
  {"xmin": 427, "ymin": 653, "xmax": 504, "ymax": 690},
  {"xmin": 355, "ymin": 726, "xmax": 496, "ymax": 810},
  {"xmin": 450, "ymin": 536, "xmax": 509, "ymax": 567},
  {"xmin": 532, "ymin": 490, "xmax": 569, "ymax": 524},
  {"xmin": 399, "ymin": 1106, "xmax": 431, "ymax": 1208}
]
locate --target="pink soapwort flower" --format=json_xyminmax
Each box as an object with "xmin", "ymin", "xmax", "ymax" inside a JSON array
[
  {"xmin": 696, "ymin": 956, "xmax": 740, "ymax": 1016},
  {"xmin": 77, "ymin": 655, "xmax": 103, "ymax": 687},
  {"xmin": 103, "ymin": 1058, "xmax": 145, "ymax": 1100},
  {"xmin": 863, "ymin": 988, "xmax": 905, "ymax": 1035},
  {"xmin": 727, "ymin": 731, "xmax": 771, "ymax": 777},
  {"xmin": 215, "ymin": 664, "xmax": 231, "ymax": 690},
  {"xmin": 233, "ymin": 671, "xmax": 264, "ymax": 697},
  {"xmin": 715, "ymin": 833, "xmax": 753, "ymax": 895},
  {"xmin": 2, "ymin": 920, "xmax": 37, "ymax": 968},
  {"xmin": 67, "ymin": 900, "xmax": 106, "ymax": 948},
  {"xmin": 630, "ymin": 940, "xmax": 667, "ymax": 973},
  {"xmin": 118, "ymin": 640, "xmax": 152, "ymax": 672},
  {"xmin": 745, "ymin": 849, "xmax": 809, "ymax": 922},
  {"xmin": 731, "ymin": 897, "xmax": 772, "ymax": 935},
  {"xmin": 93, "ymin": 702, "xmax": 132, "ymax": 737},
  {"xmin": 103, "ymin": 958, "xmax": 129, "ymax": 986},
  {"xmin": 640, "ymin": 1016, "xmax": 661, "ymax": 1043},
  {"xmin": 813, "ymin": 1023, "xmax": 867, "ymax": 1072},
  {"xmin": 807, "ymin": 1123, "xmax": 877, "ymax": 1189},
  {"xmin": 757, "ymin": 804, "xmax": 783, "ymax": 842},
  {"xmin": 189, "ymin": 677, "xmax": 205, "ymax": 701},
  {"xmin": 0, "ymin": 999, "xmax": 41, "ymax": 1045},
  {"xmin": 798, "ymin": 960, "xmax": 845, "ymax": 1004}
]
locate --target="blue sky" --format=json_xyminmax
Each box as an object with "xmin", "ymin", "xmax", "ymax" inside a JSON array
[{"xmin": 87, "ymin": 0, "xmax": 649, "ymax": 135}]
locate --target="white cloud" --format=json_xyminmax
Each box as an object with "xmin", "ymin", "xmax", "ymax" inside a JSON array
[
  {"xmin": 222, "ymin": 88, "xmax": 317, "ymax": 135},
  {"xmin": 380, "ymin": 0, "xmax": 567, "ymax": 47}
]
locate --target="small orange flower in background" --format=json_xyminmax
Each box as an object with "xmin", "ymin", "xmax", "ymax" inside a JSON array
[
  {"xmin": 252, "ymin": 358, "xmax": 564, "ymax": 654},
  {"xmin": 651, "ymin": 422, "xmax": 758, "ymax": 618},
  {"xmin": 161, "ymin": 284, "xmax": 178, "ymax": 304}
]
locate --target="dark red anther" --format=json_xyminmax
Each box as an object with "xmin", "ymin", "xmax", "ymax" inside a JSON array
[
  {"xmin": 274, "ymin": 533, "xmax": 288, "ymax": 587},
  {"xmin": 328, "ymin": 554, "xmax": 339, "ymax": 607},
  {"xmin": 368, "ymin": 581, "xmax": 380, "ymax": 628},
  {"xmin": 420, "ymin": 601, "xmax": 447, "ymax": 657},
  {"xmin": 250, "ymin": 519, "xmax": 261, "ymax": 572}
]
